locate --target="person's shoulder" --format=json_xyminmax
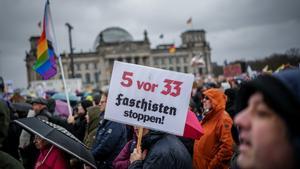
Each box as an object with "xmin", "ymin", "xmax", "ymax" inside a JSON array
[
  {"xmin": 51, "ymin": 146, "xmax": 65, "ymax": 156},
  {"xmin": 0, "ymin": 151, "xmax": 25, "ymax": 169},
  {"xmin": 109, "ymin": 121, "xmax": 126, "ymax": 128},
  {"xmin": 40, "ymin": 108, "xmax": 52, "ymax": 117},
  {"xmin": 0, "ymin": 99, "xmax": 9, "ymax": 113},
  {"xmin": 152, "ymin": 134, "xmax": 178, "ymax": 150},
  {"xmin": 104, "ymin": 121, "xmax": 127, "ymax": 134},
  {"xmin": 87, "ymin": 106, "xmax": 100, "ymax": 112},
  {"xmin": 222, "ymin": 111, "xmax": 233, "ymax": 123},
  {"xmin": 149, "ymin": 135, "xmax": 189, "ymax": 157},
  {"xmin": 213, "ymin": 111, "xmax": 233, "ymax": 130}
]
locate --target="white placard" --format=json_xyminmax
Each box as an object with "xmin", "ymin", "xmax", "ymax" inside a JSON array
[{"xmin": 105, "ymin": 61, "xmax": 194, "ymax": 136}]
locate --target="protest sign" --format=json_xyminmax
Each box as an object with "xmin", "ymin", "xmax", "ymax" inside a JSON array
[
  {"xmin": 105, "ymin": 61, "xmax": 194, "ymax": 136},
  {"xmin": 223, "ymin": 63, "xmax": 242, "ymax": 77}
]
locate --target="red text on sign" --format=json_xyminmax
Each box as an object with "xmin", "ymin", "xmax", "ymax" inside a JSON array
[
  {"xmin": 120, "ymin": 71, "xmax": 159, "ymax": 93},
  {"xmin": 137, "ymin": 81, "xmax": 158, "ymax": 92},
  {"xmin": 161, "ymin": 79, "xmax": 183, "ymax": 97},
  {"xmin": 120, "ymin": 71, "xmax": 133, "ymax": 87}
]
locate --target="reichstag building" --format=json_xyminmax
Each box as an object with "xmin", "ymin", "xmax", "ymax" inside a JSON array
[{"xmin": 25, "ymin": 27, "xmax": 212, "ymax": 89}]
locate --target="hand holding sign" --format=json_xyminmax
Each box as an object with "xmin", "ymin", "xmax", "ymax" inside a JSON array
[{"xmin": 105, "ymin": 61, "xmax": 194, "ymax": 136}]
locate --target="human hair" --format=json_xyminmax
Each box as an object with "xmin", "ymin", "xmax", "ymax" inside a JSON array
[
  {"xmin": 0, "ymin": 77, "xmax": 4, "ymax": 93},
  {"xmin": 101, "ymin": 91, "xmax": 108, "ymax": 98},
  {"xmin": 93, "ymin": 93, "xmax": 101, "ymax": 105}
]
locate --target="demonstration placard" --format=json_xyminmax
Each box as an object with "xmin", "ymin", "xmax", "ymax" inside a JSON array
[{"xmin": 105, "ymin": 61, "xmax": 194, "ymax": 136}]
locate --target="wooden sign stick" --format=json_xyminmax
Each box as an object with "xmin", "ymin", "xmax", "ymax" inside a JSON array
[{"xmin": 136, "ymin": 127, "xmax": 143, "ymax": 149}]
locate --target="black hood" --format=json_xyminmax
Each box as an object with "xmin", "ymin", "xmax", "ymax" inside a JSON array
[{"xmin": 142, "ymin": 130, "xmax": 165, "ymax": 150}]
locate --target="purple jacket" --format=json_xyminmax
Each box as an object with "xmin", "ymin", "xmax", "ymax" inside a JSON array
[{"xmin": 112, "ymin": 140, "xmax": 135, "ymax": 169}]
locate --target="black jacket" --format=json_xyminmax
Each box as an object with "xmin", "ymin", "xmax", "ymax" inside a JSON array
[
  {"xmin": 35, "ymin": 107, "xmax": 52, "ymax": 121},
  {"xmin": 49, "ymin": 114, "xmax": 87, "ymax": 141},
  {"xmin": 129, "ymin": 131, "xmax": 192, "ymax": 169},
  {"xmin": 91, "ymin": 116, "xmax": 127, "ymax": 169}
]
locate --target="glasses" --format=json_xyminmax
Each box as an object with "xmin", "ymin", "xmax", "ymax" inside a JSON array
[{"xmin": 202, "ymin": 96, "xmax": 210, "ymax": 101}]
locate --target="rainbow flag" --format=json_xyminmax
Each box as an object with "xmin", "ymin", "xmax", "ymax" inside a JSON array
[{"xmin": 33, "ymin": 0, "xmax": 57, "ymax": 80}]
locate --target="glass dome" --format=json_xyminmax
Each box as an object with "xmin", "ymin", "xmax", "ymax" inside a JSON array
[{"xmin": 94, "ymin": 27, "xmax": 133, "ymax": 49}]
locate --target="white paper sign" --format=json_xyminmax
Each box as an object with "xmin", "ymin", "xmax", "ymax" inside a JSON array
[{"xmin": 105, "ymin": 61, "xmax": 194, "ymax": 136}]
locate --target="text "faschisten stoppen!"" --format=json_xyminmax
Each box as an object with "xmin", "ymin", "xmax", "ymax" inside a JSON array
[{"xmin": 115, "ymin": 93, "xmax": 177, "ymax": 124}]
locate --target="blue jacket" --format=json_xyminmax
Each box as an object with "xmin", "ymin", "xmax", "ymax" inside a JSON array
[{"xmin": 91, "ymin": 115, "xmax": 127, "ymax": 169}]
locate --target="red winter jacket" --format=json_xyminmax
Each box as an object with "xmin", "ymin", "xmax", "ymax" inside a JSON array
[
  {"xmin": 35, "ymin": 145, "xmax": 69, "ymax": 169},
  {"xmin": 113, "ymin": 139, "xmax": 135, "ymax": 169}
]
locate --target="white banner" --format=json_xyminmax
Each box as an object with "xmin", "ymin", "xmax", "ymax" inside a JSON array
[{"xmin": 105, "ymin": 61, "xmax": 194, "ymax": 136}]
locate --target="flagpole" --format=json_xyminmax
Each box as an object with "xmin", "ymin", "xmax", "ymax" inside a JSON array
[
  {"xmin": 46, "ymin": 0, "xmax": 72, "ymax": 117},
  {"xmin": 58, "ymin": 56, "xmax": 72, "ymax": 117}
]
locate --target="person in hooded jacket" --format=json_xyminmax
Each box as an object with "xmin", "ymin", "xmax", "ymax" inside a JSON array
[
  {"xmin": 193, "ymin": 88, "xmax": 234, "ymax": 169},
  {"xmin": 129, "ymin": 128, "xmax": 192, "ymax": 169},
  {"xmin": 83, "ymin": 105, "xmax": 101, "ymax": 149}
]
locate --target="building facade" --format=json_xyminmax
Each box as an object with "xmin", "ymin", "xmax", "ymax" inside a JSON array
[{"xmin": 25, "ymin": 27, "xmax": 212, "ymax": 89}]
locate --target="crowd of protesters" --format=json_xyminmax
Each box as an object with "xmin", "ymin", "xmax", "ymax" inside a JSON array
[{"xmin": 0, "ymin": 67, "xmax": 300, "ymax": 169}]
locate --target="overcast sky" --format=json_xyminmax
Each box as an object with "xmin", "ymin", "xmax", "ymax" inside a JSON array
[{"xmin": 0, "ymin": 0, "xmax": 299, "ymax": 88}]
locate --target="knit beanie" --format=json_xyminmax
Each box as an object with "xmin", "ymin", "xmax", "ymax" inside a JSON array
[
  {"xmin": 237, "ymin": 69, "xmax": 300, "ymax": 168},
  {"xmin": 237, "ymin": 69, "xmax": 300, "ymax": 140}
]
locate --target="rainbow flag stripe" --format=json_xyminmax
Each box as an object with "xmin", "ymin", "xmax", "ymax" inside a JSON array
[{"xmin": 33, "ymin": 1, "xmax": 57, "ymax": 80}]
